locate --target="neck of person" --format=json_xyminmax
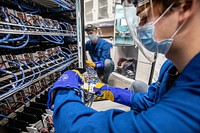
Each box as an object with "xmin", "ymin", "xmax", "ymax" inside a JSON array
[
  {"xmin": 92, "ymin": 38, "xmax": 98, "ymax": 45},
  {"xmin": 166, "ymin": 24, "xmax": 200, "ymax": 73}
]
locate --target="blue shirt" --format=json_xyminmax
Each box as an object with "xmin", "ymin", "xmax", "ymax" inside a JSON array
[
  {"xmin": 53, "ymin": 52, "xmax": 200, "ymax": 133},
  {"xmin": 131, "ymin": 59, "xmax": 175, "ymax": 112},
  {"xmin": 86, "ymin": 37, "xmax": 112, "ymax": 62}
]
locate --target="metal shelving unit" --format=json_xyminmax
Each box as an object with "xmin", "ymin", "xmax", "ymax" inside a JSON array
[
  {"xmin": 0, "ymin": 0, "xmax": 85, "ymax": 132},
  {"xmin": 0, "ymin": 57, "xmax": 78, "ymax": 101},
  {"xmin": 0, "ymin": 20, "xmax": 77, "ymax": 36}
]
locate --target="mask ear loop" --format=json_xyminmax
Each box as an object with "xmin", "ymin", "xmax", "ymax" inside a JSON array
[
  {"xmin": 171, "ymin": 19, "xmax": 188, "ymax": 39},
  {"xmin": 150, "ymin": 0, "xmax": 155, "ymax": 22},
  {"xmin": 154, "ymin": 2, "xmax": 175, "ymax": 25}
]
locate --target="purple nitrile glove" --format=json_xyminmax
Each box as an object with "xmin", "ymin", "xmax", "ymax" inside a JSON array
[
  {"xmin": 94, "ymin": 83, "xmax": 133, "ymax": 106},
  {"xmin": 95, "ymin": 61, "xmax": 104, "ymax": 68}
]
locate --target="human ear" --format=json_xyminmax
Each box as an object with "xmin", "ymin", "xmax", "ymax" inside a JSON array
[{"xmin": 178, "ymin": 0, "xmax": 194, "ymax": 22}]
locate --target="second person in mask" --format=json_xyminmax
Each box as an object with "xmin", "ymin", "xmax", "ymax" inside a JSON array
[{"xmin": 85, "ymin": 24, "xmax": 114, "ymax": 84}]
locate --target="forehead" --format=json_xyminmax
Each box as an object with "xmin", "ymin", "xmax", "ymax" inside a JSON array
[{"xmin": 86, "ymin": 30, "xmax": 96, "ymax": 34}]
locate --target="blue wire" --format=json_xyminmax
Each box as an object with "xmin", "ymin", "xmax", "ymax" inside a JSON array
[
  {"xmin": 28, "ymin": 60, "xmax": 41, "ymax": 78},
  {"xmin": 41, "ymin": 60, "xmax": 54, "ymax": 70},
  {"xmin": 45, "ymin": 56, "xmax": 56, "ymax": 65},
  {"xmin": 55, "ymin": 53, "xmax": 64, "ymax": 62},
  {"xmin": 57, "ymin": 22, "xmax": 74, "ymax": 39},
  {"xmin": 26, "ymin": 96, "xmax": 30, "ymax": 101},
  {"xmin": 57, "ymin": 50, "xmax": 69, "ymax": 60},
  {"xmin": 54, "ymin": 23, "xmax": 64, "ymax": 37},
  {"xmin": 35, "ymin": 21, "xmax": 64, "ymax": 44},
  {"xmin": 0, "ymin": 114, "xmax": 8, "ymax": 118},
  {"xmin": 0, "ymin": 69, "xmax": 18, "ymax": 89},
  {"xmin": 51, "ymin": 56, "xmax": 57, "ymax": 62},
  {"xmin": 0, "ymin": 35, "xmax": 30, "ymax": 49},
  {"xmin": 6, "ymin": 60, "xmax": 25, "ymax": 88},
  {"xmin": 0, "ymin": 7, "xmax": 10, "ymax": 42},
  {"xmin": 61, "ymin": 51, "xmax": 71, "ymax": 59},
  {"xmin": 18, "ymin": 60, "xmax": 35, "ymax": 82},
  {"xmin": 61, "ymin": 47, "xmax": 73, "ymax": 57},
  {"xmin": 55, "ymin": 22, "xmax": 68, "ymax": 38},
  {"xmin": 55, "ymin": 53, "xmax": 69, "ymax": 72},
  {"xmin": 6, "ymin": 14, "xmax": 26, "ymax": 42},
  {"xmin": 42, "ymin": 21, "xmax": 64, "ymax": 42},
  {"xmin": 35, "ymin": 61, "xmax": 46, "ymax": 69},
  {"xmin": 41, "ymin": 35, "xmax": 64, "ymax": 44},
  {"xmin": 0, "ymin": 10, "xmax": 29, "ymax": 49},
  {"xmin": 53, "ymin": 0, "xmax": 73, "ymax": 10},
  {"xmin": 62, "ymin": 22, "xmax": 73, "ymax": 31},
  {"xmin": 14, "ymin": 0, "xmax": 39, "ymax": 13},
  {"xmin": 46, "ymin": 22, "xmax": 64, "ymax": 40}
]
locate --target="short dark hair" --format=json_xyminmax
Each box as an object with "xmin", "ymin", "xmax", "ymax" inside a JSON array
[{"xmin": 85, "ymin": 24, "xmax": 97, "ymax": 32}]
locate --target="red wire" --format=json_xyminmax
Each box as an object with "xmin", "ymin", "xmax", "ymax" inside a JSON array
[
  {"xmin": 27, "ymin": 18, "xmax": 34, "ymax": 23},
  {"xmin": 0, "ymin": 62, "xmax": 6, "ymax": 68},
  {"xmin": 5, "ymin": 106, "xmax": 14, "ymax": 112},
  {"xmin": 34, "ymin": 57, "xmax": 39, "ymax": 62},
  {"xmin": 1, "ymin": 104, "xmax": 14, "ymax": 113},
  {"xmin": 10, "ymin": 101, "xmax": 25, "ymax": 109}
]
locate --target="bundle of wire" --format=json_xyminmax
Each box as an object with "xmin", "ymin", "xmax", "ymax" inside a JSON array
[
  {"xmin": 53, "ymin": 0, "xmax": 75, "ymax": 10},
  {"xmin": 0, "ymin": 7, "xmax": 30, "ymax": 49},
  {"xmin": 35, "ymin": 20, "xmax": 64, "ymax": 44}
]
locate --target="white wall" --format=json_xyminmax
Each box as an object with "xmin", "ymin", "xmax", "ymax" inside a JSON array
[{"xmin": 152, "ymin": 54, "xmax": 167, "ymax": 82}]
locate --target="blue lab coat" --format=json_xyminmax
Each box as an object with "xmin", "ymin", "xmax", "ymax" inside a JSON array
[
  {"xmin": 53, "ymin": 52, "xmax": 200, "ymax": 133},
  {"xmin": 86, "ymin": 37, "xmax": 112, "ymax": 62},
  {"xmin": 130, "ymin": 59, "xmax": 174, "ymax": 112}
]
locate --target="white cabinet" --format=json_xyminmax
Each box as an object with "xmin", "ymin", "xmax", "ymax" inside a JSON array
[
  {"xmin": 84, "ymin": 0, "xmax": 115, "ymax": 25},
  {"xmin": 85, "ymin": 0, "xmax": 94, "ymax": 22}
]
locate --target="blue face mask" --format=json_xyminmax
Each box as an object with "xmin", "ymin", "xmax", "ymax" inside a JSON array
[
  {"xmin": 137, "ymin": 22, "xmax": 173, "ymax": 54},
  {"xmin": 136, "ymin": 2, "xmax": 186, "ymax": 55},
  {"xmin": 88, "ymin": 34, "xmax": 98, "ymax": 42}
]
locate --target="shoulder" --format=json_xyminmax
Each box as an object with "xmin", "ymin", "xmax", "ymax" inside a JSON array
[
  {"xmin": 159, "ymin": 60, "xmax": 174, "ymax": 75},
  {"xmin": 162, "ymin": 60, "xmax": 174, "ymax": 68},
  {"xmin": 98, "ymin": 38, "xmax": 112, "ymax": 48},
  {"xmin": 86, "ymin": 40, "xmax": 92, "ymax": 46}
]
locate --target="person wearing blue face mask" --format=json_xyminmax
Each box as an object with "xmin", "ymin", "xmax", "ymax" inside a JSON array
[
  {"xmin": 48, "ymin": 0, "xmax": 200, "ymax": 132},
  {"xmin": 85, "ymin": 24, "xmax": 114, "ymax": 84}
]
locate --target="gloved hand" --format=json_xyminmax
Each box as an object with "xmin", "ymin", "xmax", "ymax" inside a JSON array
[
  {"xmin": 47, "ymin": 70, "xmax": 84, "ymax": 110},
  {"xmin": 86, "ymin": 60, "xmax": 104, "ymax": 68},
  {"xmin": 94, "ymin": 83, "xmax": 133, "ymax": 106}
]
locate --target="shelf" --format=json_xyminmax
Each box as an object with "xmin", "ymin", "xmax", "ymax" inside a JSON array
[
  {"xmin": 85, "ymin": 18, "xmax": 114, "ymax": 25},
  {"xmin": 0, "ymin": 58, "xmax": 64, "ymax": 82},
  {"xmin": 0, "ymin": 57, "xmax": 78, "ymax": 101},
  {"xmin": 109, "ymin": 72, "xmax": 135, "ymax": 88},
  {"xmin": 0, "ymin": 29, "xmax": 75, "ymax": 36},
  {"xmin": 86, "ymin": 12, "xmax": 93, "ymax": 15},
  {"xmin": 0, "ymin": 21, "xmax": 76, "ymax": 36},
  {"xmin": 0, "ymin": 85, "xmax": 53, "ymax": 125},
  {"xmin": 99, "ymin": 5, "xmax": 108, "ymax": 9}
]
